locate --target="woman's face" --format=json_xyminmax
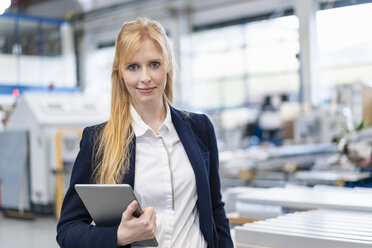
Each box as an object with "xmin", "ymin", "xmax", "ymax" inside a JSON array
[{"xmin": 122, "ymin": 39, "xmax": 167, "ymax": 109}]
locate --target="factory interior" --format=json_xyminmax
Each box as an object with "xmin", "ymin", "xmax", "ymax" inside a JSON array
[{"xmin": 1, "ymin": 0, "xmax": 372, "ymax": 247}]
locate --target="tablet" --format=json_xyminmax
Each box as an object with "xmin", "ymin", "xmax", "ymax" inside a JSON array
[{"xmin": 75, "ymin": 184, "xmax": 158, "ymax": 247}]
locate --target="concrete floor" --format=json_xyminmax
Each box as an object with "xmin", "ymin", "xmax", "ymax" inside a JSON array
[{"xmin": 0, "ymin": 211, "xmax": 59, "ymax": 248}]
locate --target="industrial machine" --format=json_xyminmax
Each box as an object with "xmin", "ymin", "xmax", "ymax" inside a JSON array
[
  {"xmin": 338, "ymin": 127, "xmax": 372, "ymax": 167},
  {"xmin": 6, "ymin": 92, "xmax": 109, "ymax": 214},
  {"xmin": 294, "ymin": 106, "xmax": 348, "ymax": 144},
  {"xmin": 0, "ymin": 130, "xmax": 30, "ymax": 212},
  {"xmin": 234, "ymin": 209, "xmax": 372, "ymax": 248}
]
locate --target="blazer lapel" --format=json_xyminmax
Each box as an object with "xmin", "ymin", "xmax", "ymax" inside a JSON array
[
  {"xmin": 171, "ymin": 108, "xmax": 206, "ymax": 179},
  {"xmin": 170, "ymin": 108, "xmax": 211, "ymax": 204},
  {"xmin": 122, "ymin": 109, "xmax": 208, "ymax": 193},
  {"xmin": 170, "ymin": 107, "xmax": 213, "ymax": 246},
  {"xmin": 121, "ymin": 107, "xmax": 213, "ymax": 246}
]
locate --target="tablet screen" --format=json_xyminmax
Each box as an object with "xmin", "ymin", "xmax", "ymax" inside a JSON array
[{"xmin": 75, "ymin": 184, "xmax": 158, "ymax": 247}]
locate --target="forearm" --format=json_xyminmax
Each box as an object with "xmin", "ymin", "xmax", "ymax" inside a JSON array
[
  {"xmin": 57, "ymin": 222, "xmax": 119, "ymax": 248},
  {"xmin": 213, "ymin": 206, "xmax": 233, "ymax": 247}
]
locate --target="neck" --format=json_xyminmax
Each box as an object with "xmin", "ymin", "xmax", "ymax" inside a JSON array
[{"xmin": 133, "ymin": 99, "xmax": 166, "ymax": 134}]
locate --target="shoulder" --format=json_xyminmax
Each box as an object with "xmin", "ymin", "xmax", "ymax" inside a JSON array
[
  {"xmin": 171, "ymin": 107, "xmax": 211, "ymax": 126},
  {"xmin": 171, "ymin": 107, "xmax": 214, "ymax": 139},
  {"xmin": 81, "ymin": 122, "xmax": 107, "ymax": 144},
  {"xmin": 84, "ymin": 122, "xmax": 107, "ymax": 133}
]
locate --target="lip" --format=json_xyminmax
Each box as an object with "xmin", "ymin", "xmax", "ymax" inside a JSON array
[{"xmin": 137, "ymin": 87, "xmax": 156, "ymax": 94}]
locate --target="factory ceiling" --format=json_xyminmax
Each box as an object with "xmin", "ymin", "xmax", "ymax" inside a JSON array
[
  {"xmin": 6, "ymin": 0, "xmax": 265, "ymax": 19},
  {"xmin": 8, "ymin": 0, "xmax": 138, "ymax": 19}
]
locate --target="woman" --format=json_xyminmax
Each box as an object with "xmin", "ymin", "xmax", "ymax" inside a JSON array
[{"xmin": 57, "ymin": 18, "xmax": 233, "ymax": 248}]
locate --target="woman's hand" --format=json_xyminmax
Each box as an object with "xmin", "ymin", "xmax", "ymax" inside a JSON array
[{"xmin": 117, "ymin": 200, "xmax": 156, "ymax": 246}]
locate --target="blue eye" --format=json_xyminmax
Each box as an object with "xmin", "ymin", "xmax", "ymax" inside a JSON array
[
  {"xmin": 128, "ymin": 64, "xmax": 138, "ymax": 71},
  {"xmin": 150, "ymin": 61, "xmax": 160, "ymax": 68}
]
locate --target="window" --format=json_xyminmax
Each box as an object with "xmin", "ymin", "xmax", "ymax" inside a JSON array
[
  {"xmin": 42, "ymin": 23, "xmax": 61, "ymax": 56},
  {"xmin": 0, "ymin": 14, "xmax": 76, "ymax": 92},
  {"xmin": 19, "ymin": 19, "xmax": 39, "ymax": 55},
  {"xmin": 185, "ymin": 15, "xmax": 299, "ymax": 110},
  {"xmin": 0, "ymin": 18, "xmax": 15, "ymax": 54},
  {"xmin": 189, "ymin": 25, "xmax": 246, "ymax": 109},
  {"xmin": 245, "ymin": 16, "xmax": 299, "ymax": 103},
  {"xmin": 317, "ymin": 3, "xmax": 372, "ymax": 101}
]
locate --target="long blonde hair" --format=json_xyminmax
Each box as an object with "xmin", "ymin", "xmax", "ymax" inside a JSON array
[{"xmin": 93, "ymin": 18, "xmax": 174, "ymax": 184}]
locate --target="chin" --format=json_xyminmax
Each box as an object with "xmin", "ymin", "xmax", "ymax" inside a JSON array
[{"xmin": 138, "ymin": 97, "xmax": 161, "ymax": 105}]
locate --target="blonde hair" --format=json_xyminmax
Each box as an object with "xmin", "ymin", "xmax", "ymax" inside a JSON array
[{"xmin": 93, "ymin": 18, "xmax": 174, "ymax": 184}]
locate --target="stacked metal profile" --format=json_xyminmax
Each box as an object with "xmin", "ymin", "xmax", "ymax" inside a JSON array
[{"xmin": 234, "ymin": 209, "xmax": 372, "ymax": 248}]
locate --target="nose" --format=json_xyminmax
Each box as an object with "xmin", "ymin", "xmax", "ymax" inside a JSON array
[{"xmin": 140, "ymin": 67, "xmax": 151, "ymax": 83}]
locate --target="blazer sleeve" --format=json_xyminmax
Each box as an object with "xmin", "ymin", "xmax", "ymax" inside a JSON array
[
  {"xmin": 56, "ymin": 127, "xmax": 124, "ymax": 248},
  {"xmin": 204, "ymin": 115, "xmax": 234, "ymax": 248}
]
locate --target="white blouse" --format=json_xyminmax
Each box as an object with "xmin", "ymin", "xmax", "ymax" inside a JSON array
[{"xmin": 131, "ymin": 104, "xmax": 207, "ymax": 248}]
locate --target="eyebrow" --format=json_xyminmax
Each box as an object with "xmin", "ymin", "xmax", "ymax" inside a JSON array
[{"xmin": 126, "ymin": 57, "xmax": 163, "ymax": 65}]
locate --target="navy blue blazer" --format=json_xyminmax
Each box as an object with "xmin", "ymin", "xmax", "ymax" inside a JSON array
[{"xmin": 57, "ymin": 107, "xmax": 233, "ymax": 248}]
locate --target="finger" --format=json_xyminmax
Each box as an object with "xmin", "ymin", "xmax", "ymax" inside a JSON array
[
  {"xmin": 150, "ymin": 209, "xmax": 156, "ymax": 225},
  {"xmin": 122, "ymin": 200, "xmax": 138, "ymax": 221},
  {"xmin": 139, "ymin": 210, "xmax": 156, "ymax": 238},
  {"xmin": 142, "ymin": 207, "xmax": 155, "ymax": 217},
  {"xmin": 141, "ymin": 208, "xmax": 155, "ymax": 224},
  {"xmin": 151, "ymin": 210, "xmax": 156, "ymax": 222},
  {"xmin": 149, "ymin": 211, "xmax": 156, "ymax": 227},
  {"xmin": 149, "ymin": 212, "xmax": 157, "ymax": 236}
]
